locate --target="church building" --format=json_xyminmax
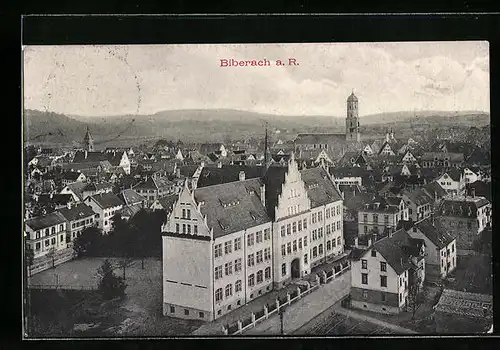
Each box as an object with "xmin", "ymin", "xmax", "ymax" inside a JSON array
[{"xmin": 294, "ymin": 91, "xmax": 364, "ymax": 159}]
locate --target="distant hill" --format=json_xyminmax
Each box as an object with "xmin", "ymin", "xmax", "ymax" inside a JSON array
[{"xmin": 24, "ymin": 108, "xmax": 490, "ymax": 147}]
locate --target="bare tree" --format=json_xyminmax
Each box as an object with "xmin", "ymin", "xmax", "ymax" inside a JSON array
[
  {"xmin": 46, "ymin": 247, "xmax": 57, "ymax": 269},
  {"xmin": 407, "ymin": 275, "xmax": 424, "ymax": 320}
]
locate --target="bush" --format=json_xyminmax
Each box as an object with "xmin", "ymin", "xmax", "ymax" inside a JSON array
[{"xmin": 96, "ymin": 259, "xmax": 127, "ymax": 300}]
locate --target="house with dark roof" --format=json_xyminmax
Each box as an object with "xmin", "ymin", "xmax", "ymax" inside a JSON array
[
  {"xmin": 435, "ymin": 168, "xmax": 466, "ymax": 196},
  {"xmin": 120, "ymin": 204, "xmax": 143, "ymax": 221},
  {"xmin": 85, "ymin": 193, "xmax": 124, "ymax": 233},
  {"xmin": 72, "ymin": 150, "xmax": 131, "ymax": 174},
  {"xmin": 58, "ymin": 202, "xmax": 97, "ymax": 242},
  {"xmin": 133, "ymin": 176, "xmax": 176, "ymax": 206},
  {"xmin": 401, "ymin": 188, "xmax": 433, "ymax": 222},
  {"xmin": 61, "ymin": 171, "xmax": 86, "ymax": 186},
  {"xmin": 150, "ymin": 193, "xmax": 178, "ymax": 214},
  {"xmin": 357, "ymin": 196, "xmax": 409, "ymax": 237},
  {"xmin": 435, "ymin": 289, "xmax": 492, "ymax": 333},
  {"xmin": 25, "ymin": 211, "xmax": 73, "ymax": 274},
  {"xmin": 436, "ymin": 196, "xmax": 491, "ymax": 252},
  {"xmin": 196, "ymin": 165, "xmax": 264, "ymax": 188},
  {"xmin": 117, "ymin": 189, "xmax": 146, "ymax": 208},
  {"xmin": 421, "ymin": 152, "xmax": 464, "ymax": 168},
  {"xmin": 81, "ymin": 181, "xmax": 113, "ymax": 200},
  {"xmin": 465, "ymin": 180, "xmax": 491, "ymax": 202},
  {"xmin": 36, "ymin": 193, "xmax": 75, "ymax": 210},
  {"xmin": 350, "ymin": 229, "xmax": 426, "ymax": 314},
  {"xmin": 59, "ymin": 181, "xmax": 88, "ymax": 202},
  {"xmin": 407, "ymin": 217, "xmax": 457, "ymax": 281}
]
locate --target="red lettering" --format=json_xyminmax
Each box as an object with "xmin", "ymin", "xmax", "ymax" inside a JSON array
[
  {"xmin": 288, "ymin": 58, "xmax": 298, "ymax": 66},
  {"xmin": 220, "ymin": 59, "xmax": 228, "ymax": 67}
]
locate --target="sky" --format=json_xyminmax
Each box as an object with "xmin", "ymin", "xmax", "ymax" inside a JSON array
[{"xmin": 23, "ymin": 42, "xmax": 490, "ymax": 117}]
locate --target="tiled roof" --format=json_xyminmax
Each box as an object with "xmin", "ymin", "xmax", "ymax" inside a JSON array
[
  {"xmin": 26, "ymin": 211, "xmax": 67, "ymax": 231},
  {"xmin": 414, "ymin": 217, "xmax": 455, "ymax": 249},
  {"xmin": 89, "ymin": 193, "xmax": 123, "ymax": 209},
  {"xmin": 37, "ymin": 193, "xmax": 74, "ymax": 205},
  {"xmin": 73, "ymin": 151, "xmax": 108, "ymax": 163},
  {"xmin": 435, "ymin": 289, "xmax": 493, "ymax": 318},
  {"xmin": 118, "ymin": 189, "xmax": 145, "ymax": 206},
  {"xmin": 179, "ymin": 165, "xmax": 199, "ymax": 178},
  {"xmin": 155, "ymin": 194, "xmax": 178, "ymax": 213},
  {"xmin": 422, "ymin": 181, "xmax": 447, "ymax": 201},
  {"xmin": 372, "ymin": 229, "xmax": 424, "ymax": 275},
  {"xmin": 62, "ymin": 171, "xmax": 83, "ymax": 181},
  {"xmin": 466, "ymin": 181, "xmax": 492, "ymax": 202},
  {"xmin": 197, "ymin": 165, "xmax": 264, "ymax": 188},
  {"xmin": 83, "ymin": 181, "xmax": 113, "ymax": 192},
  {"xmin": 439, "ymin": 168, "xmax": 462, "ymax": 182},
  {"xmin": 294, "ymin": 133, "xmax": 346, "ymax": 145},
  {"xmin": 438, "ymin": 197, "xmax": 490, "ymax": 218},
  {"xmin": 300, "ymin": 167, "xmax": 343, "ymax": 208},
  {"xmin": 402, "ymin": 188, "xmax": 432, "ymax": 206},
  {"xmin": 133, "ymin": 176, "xmax": 173, "ymax": 191},
  {"xmin": 421, "ymin": 152, "xmax": 464, "ymax": 162},
  {"xmin": 63, "ymin": 182, "xmax": 88, "ymax": 200},
  {"xmin": 120, "ymin": 203, "xmax": 142, "ymax": 218},
  {"xmin": 57, "ymin": 203, "xmax": 96, "ymax": 221},
  {"xmin": 194, "ymin": 178, "xmax": 271, "ymax": 238},
  {"xmin": 343, "ymin": 192, "xmax": 374, "ymax": 212}
]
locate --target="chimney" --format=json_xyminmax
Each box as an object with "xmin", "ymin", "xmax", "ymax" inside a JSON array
[
  {"xmin": 354, "ymin": 237, "xmax": 358, "ymax": 248},
  {"xmin": 217, "ymin": 161, "xmax": 222, "ymax": 169},
  {"xmin": 239, "ymin": 171, "xmax": 246, "ymax": 181},
  {"xmin": 260, "ymin": 184, "xmax": 266, "ymax": 207},
  {"xmin": 67, "ymin": 202, "xmax": 72, "ymax": 210},
  {"xmin": 176, "ymin": 167, "xmax": 181, "ymax": 178},
  {"xmin": 373, "ymin": 233, "xmax": 378, "ymax": 243},
  {"xmin": 367, "ymin": 238, "xmax": 372, "ymax": 247},
  {"xmin": 50, "ymin": 193, "xmax": 53, "ymax": 199},
  {"xmin": 85, "ymin": 150, "xmax": 88, "ymax": 159}
]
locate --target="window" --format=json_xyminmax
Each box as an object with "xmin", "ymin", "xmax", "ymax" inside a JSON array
[
  {"xmin": 215, "ymin": 288, "xmax": 223, "ymax": 302},
  {"xmin": 264, "ymin": 248, "xmax": 271, "ymax": 261},
  {"xmin": 298, "ymin": 220, "xmax": 302, "ymax": 231},
  {"xmin": 215, "ymin": 266, "xmax": 223, "ymax": 280},
  {"xmin": 182, "ymin": 224, "xmax": 186, "ymax": 234},
  {"xmin": 51, "ymin": 238, "xmax": 56, "ymax": 245},
  {"xmin": 257, "ymin": 270, "xmax": 263, "ymax": 283},
  {"xmin": 59, "ymin": 224, "xmax": 64, "ymax": 231},
  {"xmin": 45, "ymin": 240, "xmax": 49, "ymax": 247},
  {"xmin": 234, "ymin": 237, "xmax": 241, "ymax": 251},
  {"xmin": 293, "ymin": 240, "xmax": 297, "ymax": 252},
  {"xmin": 381, "ymin": 292, "xmax": 386, "ymax": 302},
  {"xmin": 170, "ymin": 306, "xmax": 175, "ymax": 313},
  {"xmin": 264, "ymin": 228, "xmax": 270, "ymax": 241},
  {"xmin": 380, "ymin": 262, "xmax": 387, "ymax": 272},
  {"xmin": 364, "ymin": 226, "xmax": 368, "ymax": 234},
  {"xmin": 187, "ymin": 225, "xmax": 191, "ymax": 234},
  {"xmin": 287, "ymin": 224, "xmax": 291, "ymax": 235},
  {"xmin": 304, "ymin": 254, "xmax": 308, "ymax": 264},
  {"xmin": 304, "ymin": 236, "xmax": 308, "ymax": 247},
  {"xmin": 51, "ymin": 227, "xmax": 55, "ymax": 234},
  {"xmin": 256, "ymin": 250, "xmax": 263, "ymax": 264},
  {"xmin": 265, "ymin": 267, "xmax": 271, "ymax": 279},
  {"xmin": 318, "ymin": 228, "xmax": 323, "ymax": 238},
  {"xmin": 225, "ymin": 262, "xmax": 233, "ymax": 276},
  {"xmin": 451, "ymin": 244, "xmax": 454, "ymax": 253},
  {"xmin": 225, "ymin": 284, "xmax": 233, "ymax": 297},
  {"xmin": 35, "ymin": 242, "xmax": 41, "ymax": 250},
  {"xmin": 373, "ymin": 214, "xmax": 378, "ymax": 223},
  {"xmin": 327, "ymin": 240, "xmax": 331, "ymax": 251},
  {"xmin": 384, "ymin": 215, "xmax": 389, "ymax": 223},
  {"xmin": 281, "ymin": 263, "xmax": 286, "ymax": 276},
  {"xmin": 337, "ymin": 237, "xmax": 341, "ymax": 246},
  {"xmin": 182, "ymin": 209, "xmax": 186, "ymax": 218},
  {"xmin": 318, "ymin": 212, "xmax": 323, "ymax": 222},
  {"xmin": 256, "ymin": 231, "xmax": 263, "ymax": 243},
  {"xmin": 247, "ymin": 233, "xmax": 254, "ymax": 246},
  {"xmin": 45, "ymin": 229, "xmax": 49, "ymax": 236},
  {"xmin": 248, "ymin": 254, "xmax": 255, "ymax": 266},
  {"xmin": 292, "ymin": 222, "xmax": 297, "ymax": 233},
  {"xmin": 234, "ymin": 258, "xmax": 242, "ymax": 273},
  {"xmin": 214, "ymin": 244, "xmax": 222, "ymax": 258},
  {"xmin": 248, "ymin": 274, "xmax": 255, "ymax": 287},
  {"xmin": 317, "ymin": 244, "xmax": 323, "ymax": 255},
  {"xmin": 225, "ymin": 241, "xmax": 232, "ymax": 254},
  {"xmin": 399, "ymin": 293, "xmax": 402, "ymax": 302},
  {"xmin": 298, "ymin": 238, "xmax": 302, "ymax": 249},
  {"xmin": 326, "ymin": 208, "xmax": 331, "ymax": 219},
  {"xmin": 235, "ymin": 280, "xmax": 242, "ymax": 292},
  {"xmin": 313, "ymin": 247, "xmax": 318, "ymax": 258},
  {"xmin": 363, "ymin": 214, "xmax": 368, "ymax": 222},
  {"xmin": 280, "ymin": 225, "xmax": 285, "ymax": 237},
  {"xmin": 381, "ymin": 275, "xmax": 387, "ymax": 287},
  {"xmin": 199, "ymin": 312, "xmax": 204, "ymax": 318},
  {"xmin": 287, "ymin": 242, "xmax": 292, "ymax": 254},
  {"xmin": 371, "ymin": 250, "xmax": 376, "ymax": 257},
  {"xmin": 326, "ymin": 225, "xmax": 331, "ymax": 235},
  {"xmin": 303, "ymin": 218, "xmax": 308, "ymax": 229},
  {"xmin": 361, "ymin": 259, "xmax": 367, "ymax": 269},
  {"xmin": 193, "ymin": 225, "xmax": 198, "ymax": 234},
  {"xmin": 363, "ymin": 290, "xmax": 368, "ymax": 299},
  {"xmin": 312, "ymin": 213, "xmax": 317, "ymax": 224},
  {"xmin": 281, "ymin": 244, "xmax": 286, "ymax": 256},
  {"xmin": 184, "ymin": 309, "xmax": 189, "ymax": 316}
]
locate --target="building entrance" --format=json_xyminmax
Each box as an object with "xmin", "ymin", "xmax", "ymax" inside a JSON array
[{"xmin": 291, "ymin": 258, "xmax": 300, "ymax": 279}]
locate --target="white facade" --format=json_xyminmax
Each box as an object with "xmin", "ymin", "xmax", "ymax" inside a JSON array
[
  {"xmin": 334, "ymin": 176, "xmax": 362, "ymax": 186},
  {"xmin": 85, "ymin": 198, "xmax": 123, "ymax": 234},
  {"xmin": 463, "ymin": 168, "xmax": 480, "ymax": 184},
  {"xmin": 436, "ymin": 172, "xmax": 465, "ymax": 196}
]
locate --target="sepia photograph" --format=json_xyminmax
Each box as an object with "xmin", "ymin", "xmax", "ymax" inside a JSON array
[{"xmin": 22, "ymin": 41, "xmax": 492, "ymax": 338}]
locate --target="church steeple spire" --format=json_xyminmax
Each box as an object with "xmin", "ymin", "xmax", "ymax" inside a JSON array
[{"xmin": 83, "ymin": 125, "xmax": 94, "ymax": 152}]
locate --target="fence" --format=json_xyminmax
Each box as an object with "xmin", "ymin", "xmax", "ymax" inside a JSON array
[
  {"xmin": 28, "ymin": 284, "xmax": 96, "ymax": 291},
  {"xmin": 224, "ymin": 261, "xmax": 350, "ymax": 335}
]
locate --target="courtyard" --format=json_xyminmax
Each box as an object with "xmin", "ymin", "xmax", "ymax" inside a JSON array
[{"xmin": 28, "ymin": 257, "xmax": 204, "ymax": 337}]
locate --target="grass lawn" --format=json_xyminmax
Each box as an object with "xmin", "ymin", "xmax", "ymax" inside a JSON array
[
  {"xmin": 28, "ymin": 257, "xmax": 204, "ymax": 337},
  {"xmin": 447, "ymin": 254, "xmax": 492, "ymax": 295}
]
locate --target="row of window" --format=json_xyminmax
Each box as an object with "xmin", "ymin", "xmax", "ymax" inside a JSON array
[
  {"xmin": 215, "ymin": 258, "xmax": 242, "ymax": 279},
  {"xmin": 281, "ymin": 219, "xmax": 307, "ymax": 237},
  {"xmin": 215, "ymin": 267, "xmax": 272, "ymax": 302},
  {"xmin": 105, "ymin": 208, "xmax": 119, "ymax": 218},
  {"xmin": 311, "ymin": 237, "xmax": 342, "ymax": 259},
  {"xmin": 281, "ymin": 237, "xmax": 308, "ymax": 256},
  {"xmin": 71, "ymin": 217, "xmax": 93, "ymax": 229},
  {"xmin": 215, "ymin": 238, "xmax": 242, "ymax": 258},
  {"xmin": 362, "ymin": 213, "xmax": 393, "ymax": 223},
  {"xmin": 34, "ymin": 234, "xmax": 65, "ymax": 251},
  {"xmin": 168, "ymin": 306, "xmax": 205, "ymax": 319},
  {"xmin": 175, "ymin": 223, "xmax": 199, "ymax": 235},
  {"xmin": 248, "ymin": 248, "xmax": 272, "ymax": 266},
  {"xmin": 34, "ymin": 225, "xmax": 65, "ymax": 239},
  {"xmin": 361, "ymin": 260, "xmax": 387, "ymax": 272},
  {"xmin": 181, "ymin": 208, "xmax": 191, "ymax": 219},
  {"xmin": 247, "ymin": 229, "xmax": 271, "ymax": 246},
  {"xmin": 361, "ymin": 273, "xmax": 388, "ymax": 287}
]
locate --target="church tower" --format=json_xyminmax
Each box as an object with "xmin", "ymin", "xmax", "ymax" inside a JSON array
[
  {"xmin": 345, "ymin": 91, "xmax": 360, "ymax": 142},
  {"xmin": 83, "ymin": 126, "xmax": 94, "ymax": 152}
]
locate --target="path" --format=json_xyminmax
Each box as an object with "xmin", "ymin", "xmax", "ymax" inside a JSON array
[{"xmin": 243, "ymin": 272, "xmax": 351, "ymax": 335}]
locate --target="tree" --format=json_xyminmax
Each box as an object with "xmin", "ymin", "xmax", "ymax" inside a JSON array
[
  {"xmin": 96, "ymin": 259, "xmax": 127, "ymax": 300},
  {"xmin": 25, "ymin": 243, "xmax": 35, "ymax": 277},
  {"xmin": 407, "ymin": 274, "xmax": 424, "ymax": 320},
  {"xmin": 73, "ymin": 226, "xmax": 102, "ymax": 257}
]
